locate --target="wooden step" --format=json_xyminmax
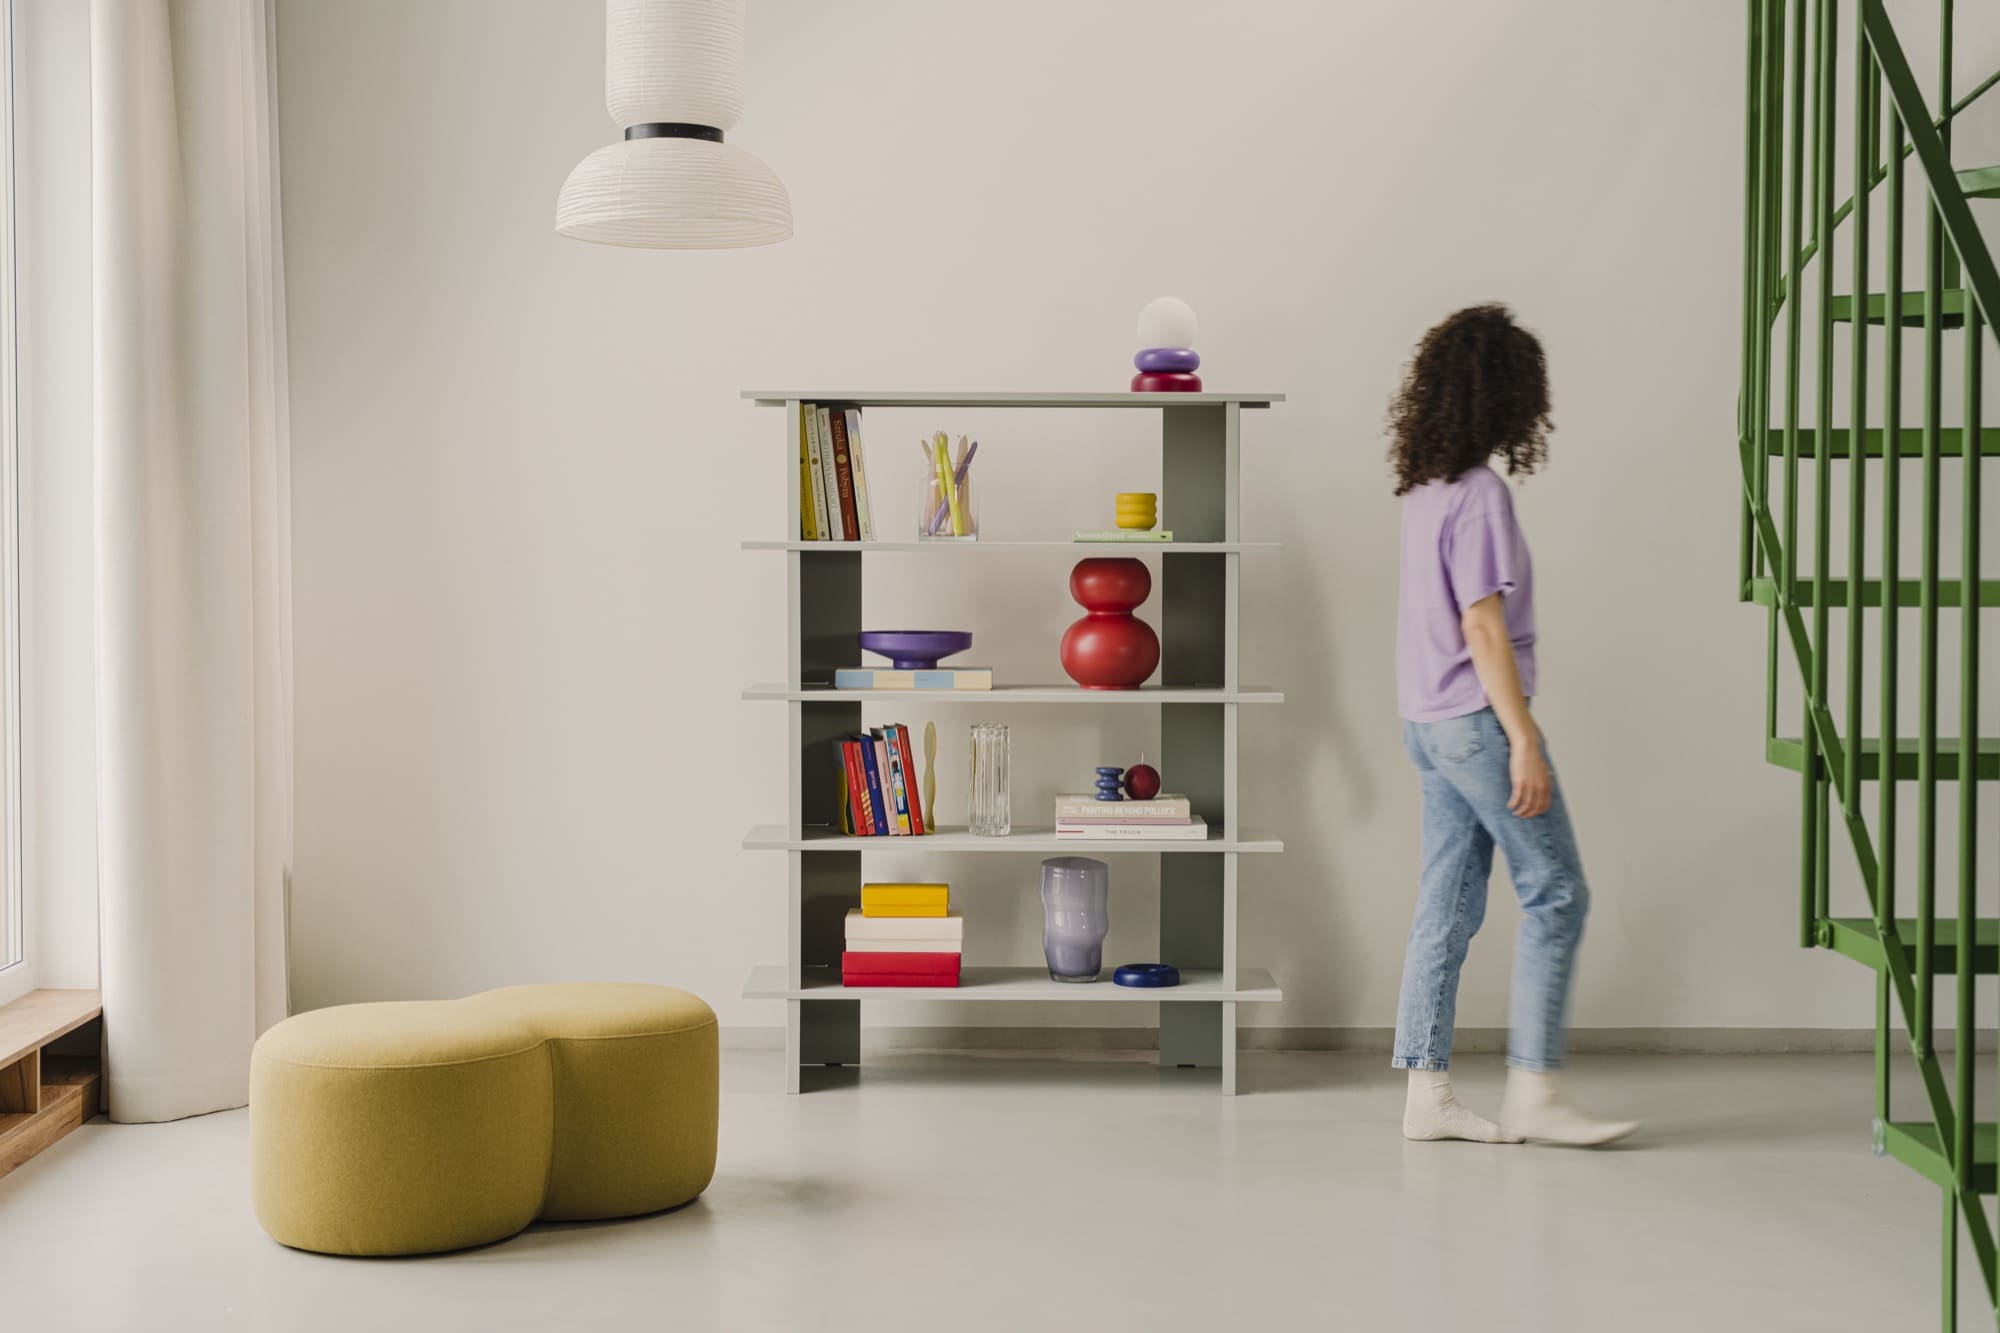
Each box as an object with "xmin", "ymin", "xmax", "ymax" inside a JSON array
[
  {"xmin": 1828, "ymin": 289, "xmax": 1971, "ymax": 327},
  {"xmin": 1768, "ymin": 735, "xmax": 2000, "ymax": 780},
  {"xmin": 1761, "ymin": 427, "xmax": 2000, "ymax": 458},
  {"xmin": 0, "ymin": 989, "xmax": 103, "ymax": 1181}
]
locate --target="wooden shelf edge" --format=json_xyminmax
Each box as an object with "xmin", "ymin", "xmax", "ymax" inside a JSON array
[{"xmin": 0, "ymin": 989, "xmax": 103, "ymax": 1070}]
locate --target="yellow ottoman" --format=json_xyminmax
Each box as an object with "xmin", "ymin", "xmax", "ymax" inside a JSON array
[{"xmin": 250, "ymin": 983, "xmax": 717, "ymax": 1256}]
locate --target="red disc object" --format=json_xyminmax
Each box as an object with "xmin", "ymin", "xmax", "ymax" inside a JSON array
[
  {"xmin": 1125, "ymin": 762, "xmax": 1162, "ymax": 801},
  {"xmin": 1130, "ymin": 372, "xmax": 1203, "ymax": 392},
  {"xmin": 1060, "ymin": 558, "xmax": 1160, "ymax": 689}
]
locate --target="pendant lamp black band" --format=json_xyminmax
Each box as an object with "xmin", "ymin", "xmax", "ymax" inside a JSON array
[{"xmin": 624, "ymin": 123, "xmax": 724, "ymax": 142}]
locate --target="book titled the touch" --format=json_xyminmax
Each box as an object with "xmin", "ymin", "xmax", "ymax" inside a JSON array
[
  {"xmin": 1074, "ymin": 530, "xmax": 1175, "ymax": 542},
  {"xmin": 832, "ymin": 667, "xmax": 994, "ymax": 691},
  {"xmin": 1055, "ymin": 816, "xmax": 1210, "ymax": 841}
]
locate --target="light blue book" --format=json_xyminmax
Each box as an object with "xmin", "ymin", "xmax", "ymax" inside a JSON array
[{"xmin": 832, "ymin": 667, "xmax": 994, "ymax": 691}]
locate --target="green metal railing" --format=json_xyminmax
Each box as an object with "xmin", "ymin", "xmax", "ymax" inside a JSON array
[{"xmin": 1741, "ymin": 1, "xmax": 2000, "ymax": 1324}]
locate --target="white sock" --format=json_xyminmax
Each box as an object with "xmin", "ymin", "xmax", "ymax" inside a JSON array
[
  {"xmin": 1500, "ymin": 1069, "xmax": 1640, "ymax": 1147},
  {"xmin": 1401, "ymin": 1069, "xmax": 1520, "ymax": 1144}
]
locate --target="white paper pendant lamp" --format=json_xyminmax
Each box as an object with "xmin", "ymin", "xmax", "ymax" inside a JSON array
[{"xmin": 557, "ymin": 0, "xmax": 792, "ymax": 249}]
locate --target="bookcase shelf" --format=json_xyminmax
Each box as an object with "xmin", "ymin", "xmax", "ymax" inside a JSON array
[
  {"xmin": 742, "ymin": 824, "xmax": 1284, "ymax": 854},
  {"xmin": 743, "ymin": 540, "xmax": 1280, "ymax": 554},
  {"xmin": 743, "ymin": 965, "xmax": 1283, "ymax": 1004},
  {"xmin": 744, "ymin": 389, "xmax": 1285, "ymax": 1095},
  {"xmin": 743, "ymin": 390, "xmax": 1284, "ymax": 409},
  {"xmin": 742, "ymin": 683, "xmax": 1284, "ymax": 705}
]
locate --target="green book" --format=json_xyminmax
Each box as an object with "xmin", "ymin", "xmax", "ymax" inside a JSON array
[{"xmin": 1073, "ymin": 530, "xmax": 1174, "ymax": 542}]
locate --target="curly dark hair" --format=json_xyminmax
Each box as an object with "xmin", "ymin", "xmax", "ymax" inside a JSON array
[{"xmin": 1387, "ymin": 304, "xmax": 1552, "ymax": 496}]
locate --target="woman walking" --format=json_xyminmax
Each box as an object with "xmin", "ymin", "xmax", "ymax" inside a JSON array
[{"xmin": 1387, "ymin": 304, "xmax": 1638, "ymax": 1147}]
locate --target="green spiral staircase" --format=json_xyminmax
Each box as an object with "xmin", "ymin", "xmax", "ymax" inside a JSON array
[{"xmin": 1741, "ymin": 1, "xmax": 2000, "ymax": 1324}]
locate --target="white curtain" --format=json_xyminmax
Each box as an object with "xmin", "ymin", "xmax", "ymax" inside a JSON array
[{"xmin": 91, "ymin": 0, "xmax": 293, "ymax": 1123}]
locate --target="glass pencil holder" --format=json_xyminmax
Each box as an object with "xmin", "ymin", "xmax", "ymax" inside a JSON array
[
  {"xmin": 968, "ymin": 722, "xmax": 1010, "ymax": 836},
  {"xmin": 919, "ymin": 461, "xmax": 978, "ymax": 540}
]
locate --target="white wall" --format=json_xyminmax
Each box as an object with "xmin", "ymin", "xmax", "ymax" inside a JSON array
[
  {"xmin": 274, "ymin": 0, "xmax": 1876, "ymax": 1035},
  {"xmin": 14, "ymin": 0, "xmax": 97, "ymax": 995}
]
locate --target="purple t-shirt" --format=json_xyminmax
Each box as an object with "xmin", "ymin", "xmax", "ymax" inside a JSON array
[{"xmin": 1396, "ymin": 464, "xmax": 1536, "ymax": 722}]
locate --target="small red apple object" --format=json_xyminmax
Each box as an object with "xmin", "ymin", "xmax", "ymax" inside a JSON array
[{"xmin": 1124, "ymin": 757, "xmax": 1162, "ymax": 801}]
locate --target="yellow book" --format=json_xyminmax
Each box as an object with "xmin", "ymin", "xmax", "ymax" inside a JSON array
[
  {"xmin": 799, "ymin": 409, "xmax": 820, "ymax": 541},
  {"xmin": 861, "ymin": 882, "xmax": 950, "ymax": 917}
]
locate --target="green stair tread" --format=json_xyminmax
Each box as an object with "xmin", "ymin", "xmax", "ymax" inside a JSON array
[
  {"xmin": 1827, "ymin": 289, "xmax": 1970, "ymax": 326},
  {"xmin": 1760, "ymin": 427, "xmax": 2000, "ymax": 458},
  {"xmin": 1958, "ymin": 165, "xmax": 2000, "ymax": 199},
  {"xmin": 1825, "ymin": 917, "xmax": 2000, "ymax": 975},
  {"xmin": 1882, "ymin": 1121, "xmax": 1998, "ymax": 1194},
  {"xmin": 1766, "ymin": 735, "xmax": 2000, "ymax": 780},
  {"xmin": 1748, "ymin": 577, "xmax": 2000, "ymax": 608}
]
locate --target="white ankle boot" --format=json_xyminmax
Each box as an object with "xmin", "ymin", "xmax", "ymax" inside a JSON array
[
  {"xmin": 1402, "ymin": 1069, "xmax": 1521, "ymax": 1144},
  {"xmin": 1500, "ymin": 1069, "xmax": 1639, "ymax": 1146}
]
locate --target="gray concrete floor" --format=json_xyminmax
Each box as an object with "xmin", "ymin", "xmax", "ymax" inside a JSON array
[{"xmin": 0, "ymin": 1050, "xmax": 1982, "ymax": 1331}]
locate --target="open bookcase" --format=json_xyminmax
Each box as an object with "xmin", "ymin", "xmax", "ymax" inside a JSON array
[{"xmin": 740, "ymin": 390, "xmax": 1286, "ymax": 1094}]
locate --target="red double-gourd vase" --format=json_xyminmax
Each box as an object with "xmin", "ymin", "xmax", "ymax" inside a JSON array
[{"xmin": 1060, "ymin": 557, "xmax": 1160, "ymax": 689}]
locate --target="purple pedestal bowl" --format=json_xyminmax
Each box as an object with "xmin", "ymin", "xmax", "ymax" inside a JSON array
[{"xmin": 858, "ymin": 630, "xmax": 974, "ymax": 671}]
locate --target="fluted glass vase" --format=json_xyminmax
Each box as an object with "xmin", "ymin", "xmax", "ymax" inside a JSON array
[{"xmin": 968, "ymin": 723, "xmax": 1010, "ymax": 836}]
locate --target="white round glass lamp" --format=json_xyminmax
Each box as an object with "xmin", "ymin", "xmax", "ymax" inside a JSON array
[{"xmin": 557, "ymin": 0, "xmax": 792, "ymax": 250}]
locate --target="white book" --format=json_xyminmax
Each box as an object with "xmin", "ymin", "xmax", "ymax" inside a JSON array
[
  {"xmin": 843, "ymin": 908, "xmax": 964, "ymax": 942},
  {"xmin": 816, "ymin": 405, "xmax": 844, "ymax": 539},
  {"xmin": 1055, "ymin": 818, "xmax": 1209, "ymax": 841},
  {"xmin": 840, "ymin": 937, "xmax": 964, "ymax": 955},
  {"xmin": 1054, "ymin": 794, "xmax": 1192, "ymax": 820},
  {"xmin": 845, "ymin": 407, "xmax": 874, "ymax": 541},
  {"xmin": 803, "ymin": 403, "xmax": 832, "ymax": 541}
]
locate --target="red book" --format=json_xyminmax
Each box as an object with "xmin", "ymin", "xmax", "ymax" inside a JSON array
[
  {"xmin": 840, "ymin": 972, "xmax": 961, "ymax": 988},
  {"xmin": 841, "ymin": 951, "xmax": 961, "ymax": 977},
  {"xmin": 891, "ymin": 724, "xmax": 925, "ymax": 834},
  {"xmin": 840, "ymin": 740, "xmax": 873, "ymax": 835},
  {"xmin": 828, "ymin": 408, "xmax": 862, "ymax": 541}
]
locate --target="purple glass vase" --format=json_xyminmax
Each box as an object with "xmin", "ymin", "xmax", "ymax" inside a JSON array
[{"xmin": 1040, "ymin": 856, "xmax": 1110, "ymax": 982}]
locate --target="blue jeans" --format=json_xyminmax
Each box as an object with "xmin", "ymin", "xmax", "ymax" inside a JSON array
[{"xmin": 1391, "ymin": 707, "xmax": 1589, "ymax": 1073}]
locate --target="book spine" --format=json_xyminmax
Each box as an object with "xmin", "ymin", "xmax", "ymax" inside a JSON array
[
  {"xmin": 835, "ymin": 742, "xmax": 851, "ymax": 834},
  {"xmin": 859, "ymin": 737, "xmax": 888, "ymax": 835},
  {"xmin": 798, "ymin": 408, "xmax": 819, "ymax": 541},
  {"xmin": 892, "ymin": 724, "xmax": 925, "ymax": 835},
  {"xmin": 829, "ymin": 408, "xmax": 861, "ymax": 542},
  {"xmin": 1054, "ymin": 823, "xmax": 1208, "ymax": 839},
  {"xmin": 841, "ymin": 740, "xmax": 872, "ymax": 836},
  {"xmin": 884, "ymin": 727, "xmax": 914, "ymax": 834},
  {"xmin": 1054, "ymin": 800, "xmax": 1191, "ymax": 820},
  {"xmin": 804, "ymin": 405, "xmax": 832, "ymax": 541},
  {"xmin": 873, "ymin": 732, "xmax": 899, "ymax": 833},
  {"xmin": 845, "ymin": 407, "xmax": 874, "ymax": 541},
  {"xmin": 815, "ymin": 407, "xmax": 843, "ymax": 539}
]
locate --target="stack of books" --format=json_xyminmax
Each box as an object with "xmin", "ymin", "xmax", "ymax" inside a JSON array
[
  {"xmin": 832, "ymin": 666, "xmax": 993, "ymax": 691},
  {"xmin": 799, "ymin": 402, "xmax": 874, "ymax": 541},
  {"xmin": 1054, "ymin": 792, "xmax": 1209, "ymax": 841},
  {"xmin": 835, "ymin": 725, "xmax": 928, "ymax": 835},
  {"xmin": 843, "ymin": 883, "xmax": 962, "ymax": 987}
]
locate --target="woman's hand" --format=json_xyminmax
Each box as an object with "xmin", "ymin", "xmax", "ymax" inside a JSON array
[{"xmin": 1508, "ymin": 737, "xmax": 1552, "ymax": 818}]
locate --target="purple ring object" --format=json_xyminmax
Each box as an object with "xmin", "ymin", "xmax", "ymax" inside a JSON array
[
  {"xmin": 858, "ymin": 630, "xmax": 974, "ymax": 671},
  {"xmin": 1134, "ymin": 347, "xmax": 1200, "ymax": 374}
]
